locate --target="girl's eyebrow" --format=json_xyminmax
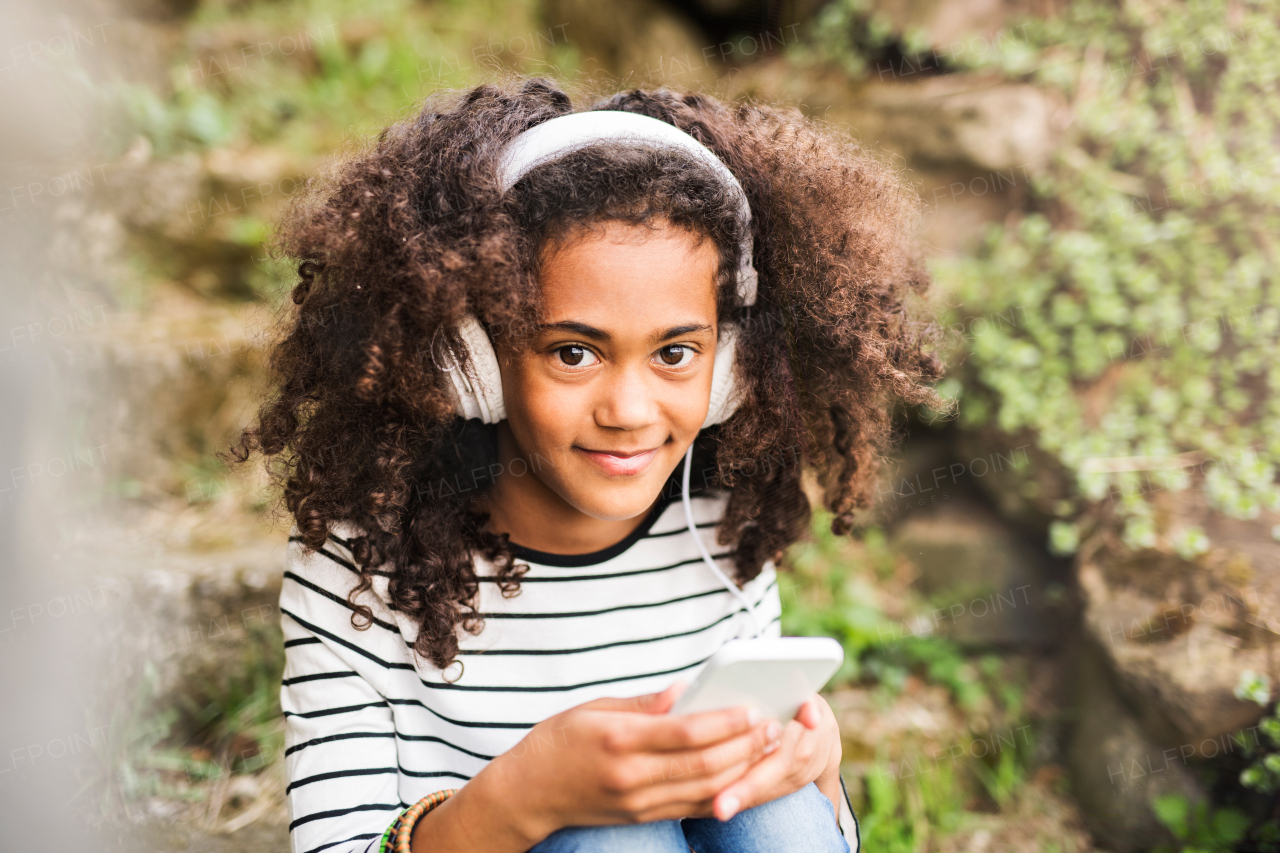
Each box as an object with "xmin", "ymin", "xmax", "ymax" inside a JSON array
[{"xmin": 538, "ymin": 321, "xmax": 714, "ymax": 343}]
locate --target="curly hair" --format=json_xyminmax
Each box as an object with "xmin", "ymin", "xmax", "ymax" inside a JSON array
[{"xmin": 232, "ymin": 77, "xmax": 944, "ymax": 670}]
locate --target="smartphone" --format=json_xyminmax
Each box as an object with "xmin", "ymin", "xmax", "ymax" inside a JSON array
[{"xmin": 667, "ymin": 636, "xmax": 845, "ymax": 722}]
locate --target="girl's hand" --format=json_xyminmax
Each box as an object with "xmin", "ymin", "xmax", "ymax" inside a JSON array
[
  {"xmin": 488, "ymin": 681, "xmax": 783, "ymax": 843},
  {"xmin": 710, "ymin": 693, "xmax": 843, "ymax": 821}
]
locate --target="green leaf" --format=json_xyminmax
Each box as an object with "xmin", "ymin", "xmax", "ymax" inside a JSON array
[
  {"xmin": 1208, "ymin": 807, "xmax": 1250, "ymax": 845},
  {"xmin": 1152, "ymin": 793, "xmax": 1189, "ymax": 840}
]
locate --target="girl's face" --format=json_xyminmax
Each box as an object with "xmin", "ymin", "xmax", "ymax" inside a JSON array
[{"xmin": 494, "ymin": 220, "xmax": 720, "ymax": 524}]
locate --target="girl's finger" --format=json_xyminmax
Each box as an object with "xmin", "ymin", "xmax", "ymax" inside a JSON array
[
  {"xmin": 794, "ymin": 695, "xmax": 821, "ymax": 729},
  {"xmin": 584, "ymin": 680, "xmax": 687, "ymax": 715},
  {"xmin": 711, "ymin": 719, "xmax": 815, "ymax": 820},
  {"xmin": 710, "ymin": 747, "xmax": 789, "ymax": 821},
  {"xmin": 697, "ymin": 720, "xmax": 783, "ymax": 772},
  {"xmin": 634, "ymin": 746, "xmax": 765, "ymax": 819},
  {"xmin": 622, "ymin": 702, "xmax": 763, "ymax": 752},
  {"xmin": 628, "ymin": 721, "xmax": 777, "ymax": 798}
]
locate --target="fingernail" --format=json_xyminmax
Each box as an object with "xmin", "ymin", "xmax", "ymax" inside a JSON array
[
  {"xmin": 746, "ymin": 706, "xmax": 762, "ymax": 726},
  {"xmin": 720, "ymin": 795, "xmax": 739, "ymax": 820},
  {"xmin": 766, "ymin": 721, "xmax": 782, "ymax": 741},
  {"xmin": 763, "ymin": 739, "xmax": 779, "ymax": 754}
]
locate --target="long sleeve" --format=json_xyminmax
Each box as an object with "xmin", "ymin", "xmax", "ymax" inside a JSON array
[{"xmin": 281, "ymin": 538, "xmax": 404, "ymax": 853}]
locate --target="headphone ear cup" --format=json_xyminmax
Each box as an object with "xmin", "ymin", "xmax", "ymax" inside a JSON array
[
  {"xmin": 702, "ymin": 322, "xmax": 744, "ymax": 429},
  {"xmin": 441, "ymin": 314, "xmax": 507, "ymax": 424}
]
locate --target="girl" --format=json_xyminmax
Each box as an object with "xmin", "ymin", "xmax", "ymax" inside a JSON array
[{"xmin": 236, "ymin": 78, "xmax": 942, "ymax": 853}]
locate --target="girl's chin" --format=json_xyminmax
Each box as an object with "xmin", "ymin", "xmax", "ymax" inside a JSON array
[{"xmin": 563, "ymin": 474, "xmax": 667, "ymax": 523}]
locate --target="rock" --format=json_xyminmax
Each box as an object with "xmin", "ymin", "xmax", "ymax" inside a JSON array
[
  {"xmin": 734, "ymin": 64, "xmax": 1058, "ymax": 174},
  {"xmin": 73, "ymin": 286, "xmax": 271, "ymax": 498},
  {"xmin": 56, "ymin": 498, "xmax": 286, "ymax": 716},
  {"xmin": 543, "ymin": 0, "xmax": 715, "ymax": 86},
  {"xmin": 888, "ymin": 501, "xmax": 1061, "ymax": 647},
  {"xmin": 1076, "ymin": 494, "xmax": 1278, "ymax": 751},
  {"xmin": 724, "ymin": 63, "xmax": 1060, "ymax": 254},
  {"xmin": 874, "ymin": 428, "xmax": 1043, "ymax": 526},
  {"xmin": 826, "ymin": 679, "xmax": 970, "ymax": 794},
  {"xmin": 1066, "ymin": 641, "xmax": 1204, "ymax": 853},
  {"xmin": 869, "ymin": 0, "xmax": 1066, "ymax": 58},
  {"xmin": 954, "ymin": 426, "xmax": 1071, "ymax": 532},
  {"xmin": 105, "ymin": 146, "xmax": 206, "ymax": 240},
  {"xmin": 932, "ymin": 772, "xmax": 1097, "ymax": 853},
  {"xmin": 868, "ymin": 74, "xmax": 1057, "ymax": 175}
]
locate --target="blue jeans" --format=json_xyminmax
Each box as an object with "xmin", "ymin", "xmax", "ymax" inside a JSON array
[{"xmin": 528, "ymin": 782, "xmax": 850, "ymax": 853}]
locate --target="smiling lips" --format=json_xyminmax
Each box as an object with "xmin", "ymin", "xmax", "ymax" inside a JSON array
[{"xmin": 575, "ymin": 446, "xmax": 660, "ymax": 477}]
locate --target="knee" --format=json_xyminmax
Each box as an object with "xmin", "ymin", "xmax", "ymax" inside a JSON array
[
  {"xmin": 683, "ymin": 783, "xmax": 849, "ymax": 853},
  {"xmin": 529, "ymin": 820, "xmax": 688, "ymax": 853}
]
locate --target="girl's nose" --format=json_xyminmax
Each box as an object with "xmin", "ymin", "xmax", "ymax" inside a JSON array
[{"xmin": 593, "ymin": 364, "xmax": 660, "ymax": 430}]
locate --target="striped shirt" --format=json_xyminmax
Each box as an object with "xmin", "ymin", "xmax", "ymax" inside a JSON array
[{"xmin": 280, "ymin": 488, "xmax": 858, "ymax": 853}]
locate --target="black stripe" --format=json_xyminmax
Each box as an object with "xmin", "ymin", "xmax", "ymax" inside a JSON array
[
  {"xmin": 285, "ymin": 731, "xmax": 394, "ymax": 757},
  {"xmin": 281, "ymin": 708, "xmax": 503, "ymax": 765},
  {"xmin": 304, "ymin": 536, "xmax": 737, "ymax": 585},
  {"xmin": 286, "ymin": 569, "xmax": 777, "ymax": 659},
  {"xmin": 395, "ymin": 732, "xmax": 496, "ymax": 761},
  {"xmin": 284, "ymin": 571, "xmax": 400, "ymax": 632},
  {"xmin": 475, "ymin": 551, "xmax": 736, "ymax": 583},
  {"xmin": 281, "ymin": 607, "xmax": 416, "ymax": 671},
  {"xmin": 643, "ymin": 518, "xmax": 720, "ymax": 539},
  {"xmin": 285, "ymin": 578, "xmax": 778, "ymax": 685},
  {"xmin": 404, "ymin": 603, "xmax": 781, "ymax": 693},
  {"xmin": 285, "ymin": 637, "xmax": 323, "ymax": 648},
  {"xmin": 281, "ymin": 612, "xmax": 542, "ymax": 728},
  {"xmin": 301, "ymin": 832, "xmax": 382, "ymax": 853},
  {"xmin": 289, "ymin": 537, "xmax": 355, "ymax": 573},
  {"xmin": 478, "ymin": 585, "xmax": 728, "ymax": 619},
  {"xmin": 285, "ymin": 604, "xmax": 414, "ymax": 671},
  {"xmin": 396, "ymin": 765, "xmax": 473, "ymax": 781},
  {"xmin": 459, "ymin": 580, "xmax": 777, "ymax": 654},
  {"xmin": 410, "ymin": 651, "xmax": 718, "ymax": 693},
  {"xmin": 384, "ymin": 697, "xmax": 536, "ymax": 729},
  {"xmin": 283, "ymin": 700, "xmax": 389, "ymax": 719},
  {"xmin": 507, "ymin": 491, "xmax": 676, "ymax": 567},
  {"xmin": 282, "ymin": 670, "xmax": 359, "ymax": 686},
  {"xmin": 289, "ymin": 802, "xmax": 400, "ymax": 831},
  {"xmin": 286, "ymin": 766, "xmax": 397, "ymax": 794},
  {"xmin": 289, "ymin": 536, "xmax": 393, "ymax": 578}
]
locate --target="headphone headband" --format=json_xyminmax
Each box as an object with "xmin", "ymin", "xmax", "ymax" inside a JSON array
[{"xmin": 497, "ymin": 110, "xmax": 758, "ymax": 307}]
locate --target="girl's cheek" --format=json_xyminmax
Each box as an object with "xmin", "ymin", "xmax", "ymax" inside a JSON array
[{"xmin": 521, "ymin": 378, "xmax": 590, "ymax": 453}]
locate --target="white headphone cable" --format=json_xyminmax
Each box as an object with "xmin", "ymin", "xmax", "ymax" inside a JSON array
[{"xmin": 681, "ymin": 443, "xmax": 764, "ymax": 639}]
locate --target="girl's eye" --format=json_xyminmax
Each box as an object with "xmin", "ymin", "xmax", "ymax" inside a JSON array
[
  {"xmin": 556, "ymin": 345, "xmax": 599, "ymax": 368},
  {"xmin": 656, "ymin": 345, "xmax": 694, "ymax": 367}
]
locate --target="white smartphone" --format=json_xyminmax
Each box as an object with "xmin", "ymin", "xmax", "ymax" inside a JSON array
[{"xmin": 667, "ymin": 636, "xmax": 845, "ymax": 722}]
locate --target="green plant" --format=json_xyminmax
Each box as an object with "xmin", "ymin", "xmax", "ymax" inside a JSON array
[
  {"xmin": 168, "ymin": 611, "xmax": 286, "ymax": 769},
  {"xmin": 915, "ymin": 1, "xmax": 1280, "ymax": 556},
  {"xmin": 1153, "ymin": 793, "xmax": 1250, "ymax": 853},
  {"xmin": 1234, "ymin": 670, "xmax": 1280, "ymax": 796},
  {"xmin": 796, "ymin": 0, "xmax": 934, "ymax": 79},
  {"xmin": 968, "ymin": 727, "xmax": 1031, "ymax": 811},
  {"xmin": 858, "ymin": 745, "xmax": 967, "ymax": 853}
]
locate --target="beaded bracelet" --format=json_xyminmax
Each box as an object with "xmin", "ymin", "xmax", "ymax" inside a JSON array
[
  {"xmin": 376, "ymin": 814, "xmax": 400, "ymax": 853},
  {"xmin": 391, "ymin": 789, "xmax": 458, "ymax": 853}
]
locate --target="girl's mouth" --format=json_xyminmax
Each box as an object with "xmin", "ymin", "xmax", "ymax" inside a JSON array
[{"xmin": 574, "ymin": 446, "xmax": 659, "ymax": 477}]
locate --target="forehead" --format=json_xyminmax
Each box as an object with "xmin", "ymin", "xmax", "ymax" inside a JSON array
[{"xmin": 537, "ymin": 221, "xmax": 719, "ymax": 326}]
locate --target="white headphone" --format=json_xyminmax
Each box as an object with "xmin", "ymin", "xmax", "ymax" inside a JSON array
[{"xmin": 437, "ymin": 110, "xmax": 765, "ymax": 636}]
